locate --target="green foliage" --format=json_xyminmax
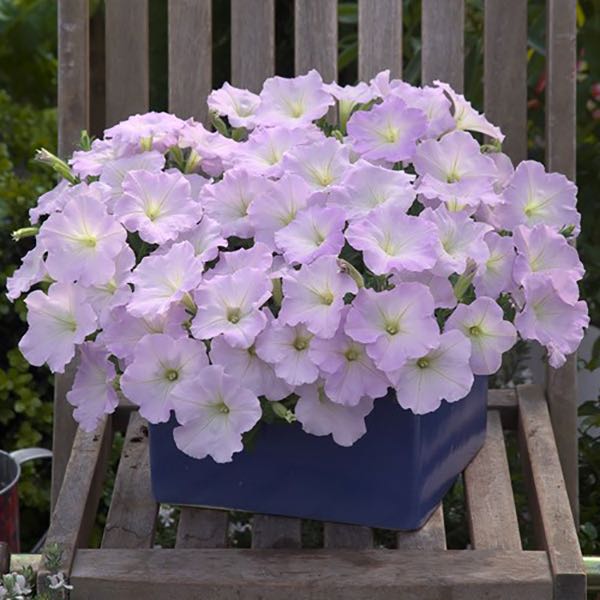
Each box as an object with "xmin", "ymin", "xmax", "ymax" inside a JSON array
[{"xmin": 0, "ymin": 15, "xmax": 57, "ymax": 547}]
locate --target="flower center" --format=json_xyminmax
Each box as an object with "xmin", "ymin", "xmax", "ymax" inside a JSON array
[
  {"xmin": 293, "ymin": 336, "xmax": 310, "ymax": 351},
  {"xmin": 319, "ymin": 291, "xmax": 334, "ymax": 306},
  {"xmin": 290, "ymin": 101, "xmax": 305, "ymax": 118},
  {"xmin": 469, "ymin": 325, "xmax": 483, "ymax": 337},
  {"xmin": 380, "ymin": 125, "xmax": 398, "ymax": 143},
  {"xmin": 165, "ymin": 368, "xmax": 179, "ymax": 382},
  {"xmin": 216, "ymin": 402, "xmax": 230, "ymax": 414},
  {"xmin": 344, "ymin": 347, "xmax": 360, "ymax": 361},
  {"xmin": 227, "ymin": 307, "xmax": 242, "ymax": 324},
  {"xmin": 145, "ymin": 201, "xmax": 162, "ymax": 222},
  {"xmin": 385, "ymin": 322, "xmax": 399, "ymax": 336},
  {"xmin": 316, "ymin": 170, "xmax": 334, "ymax": 187},
  {"xmin": 446, "ymin": 171, "xmax": 461, "ymax": 183},
  {"xmin": 79, "ymin": 234, "xmax": 97, "ymax": 248},
  {"xmin": 417, "ymin": 357, "xmax": 430, "ymax": 369},
  {"xmin": 247, "ymin": 344, "xmax": 256, "ymax": 356}
]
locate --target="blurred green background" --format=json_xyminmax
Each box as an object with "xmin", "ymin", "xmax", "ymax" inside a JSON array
[{"xmin": 1, "ymin": 0, "xmax": 599, "ymax": 554}]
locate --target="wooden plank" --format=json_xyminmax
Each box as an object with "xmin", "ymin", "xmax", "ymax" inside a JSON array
[
  {"xmin": 251, "ymin": 515, "xmax": 301, "ymax": 549},
  {"xmin": 421, "ymin": 0, "xmax": 464, "ymax": 91},
  {"xmin": 71, "ymin": 548, "xmax": 553, "ymax": 599},
  {"xmin": 37, "ymin": 418, "xmax": 111, "ymax": 593},
  {"xmin": 105, "ymin": 0, "xmax": 149, "ymax": 126},
  {"xmin": 294, "ymin": 0, "xmax": 337, "ymax": 82},
  {"xmin": 102, "ymin": 412, "xmax": 157, "ymax": 549},
  {"xmin": 464, "ymin": 411, "xmax": 521, "ymax": 550},
  {"xmin": 168, "ymin": 0, "xmax": 211, "ymax": 123},
  {"xmin": 358, "ymin": 0, "xmax": 402, "ymax": 81},
  {"xmin": 396, "ymin": 505, "xmax": 446, "ymax": 550},
  {"xmin": 324, "ymin": 524, "xmax": 373, "ymax": 549},
  {"xmin": 175, "ymin": 508, "xmax": 228, "ymax": 549},
  {"xmin": 58, "ymin": 0, "xmax": 89, "ymax": 157},
  {"xmin": 89, "ymin": 4, "xmax": 106, "ymax": 137},
  {"xmin": 487, "ymin": 388, "xmax": 518, "ymax": 429},
  {"xmin": 55, "ymin": 0, "xmax": 88, "ymax": 514},
  {"xmin": 51, "ymin": 358, "xmax": 78, "ymax": 512},
  {"xmin": 231, "ymin": 0, "xmax": 275, "ymax": 93},
  {"xmin": 483, "ymin": 0, "xmax": 527, "ymax": 162},
  {"xmin": 545, "ymin": 0, "xmax": 578, "ymax": 528},
  {"xmin": 517, "ymin": 384, "xmax": 586, "ymax": 600},
  {"xmin": 0, "ymin": 542, "xmax": 9, "ymax": 575}
]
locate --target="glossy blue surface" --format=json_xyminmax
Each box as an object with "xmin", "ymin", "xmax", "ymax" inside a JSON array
[{"xmin": 149, "ymin": 376, "xmax": 487, "ymax": 530}]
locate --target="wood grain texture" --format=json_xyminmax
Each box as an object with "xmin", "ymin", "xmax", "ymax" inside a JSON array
[
  {"xmin": 55, "ymin": 0, "xmax": 88, "ymax": 514},
  {"xmin": 168, "ymin": 0, "xmax": 211, "ymax": 123},
  {"xmin": 421, "ymin": 0, "xmax": 464, "ymax": 91},
  {"xmin": 102, "ymin": 412, "xmax": 157, "ymax": 549},
  {"xmin": 487, "ymin": 388, "xmax": 518, "ymax": 429},
  {"xmin": 358, "ymin": 0, "xmax": 402, "ymax": 81},
  {"xmin": 70, "ymin": 548, "xmax": 553, "ymax": 599},
  {"xmin": 251, "ymin": 515, "xmax": 301, "ymax": 549},
  {"xmin": 37, "ymin": 418, "xmax": 111, "ymax": 593},
  {"xmin": 175, "ymin": 508, "xmax": 228, "ymax": 549},
  {"xmin": 295, "ymin": 0, "xmax": 337, "ymax": 81},
  {"xmin": 51, "ymin": 359, "xmax": 78, "ymax": 512},
  {"xmin": 464, "ymin": 411, "xmax": 521, "ymax": 550},
  {"xmin": 484, "ymin": 0, "xmax": 527, "ymax": 162},
  {"xmin": 396, "ymin": 505, "xmax": 446, "ymax": 550},
  {"xmin": 324, "ymin": 524, "xmax": 373, "ymax": 549},
  {"xmin": 58, "ymin": 0, "xmax": 89, "ymax": 157},
  {"xmin": 105, "ymin": 0, "xmax": 149, "ymax": 126},
  {"xmin": 231, "ymin": 0, "xmax": 275, "ymax": 93},
  {"xmin": 517, "ymin": 384, "xmax": 586, "ymax": 600},
  {"xmin": 545, "ymin": 0, "xmax": 578, "ymax": 525},
  {"xmin": 89, "ymin": 5, "xmax": 106, "ymax": 137},
  {"xmin": 0, "ymin": 543, "xmax": 9, "ymax": 575}
]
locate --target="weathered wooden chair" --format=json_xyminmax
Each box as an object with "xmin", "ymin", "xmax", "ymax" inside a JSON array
[{"xmin": 42, "ymin": 1, "xmax": 585, "ymax": 598}]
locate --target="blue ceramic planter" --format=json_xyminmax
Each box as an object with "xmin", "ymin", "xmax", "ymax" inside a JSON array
[{"xmin": 149, "ymin": 376, "xmax": 487, "ymax": 530}]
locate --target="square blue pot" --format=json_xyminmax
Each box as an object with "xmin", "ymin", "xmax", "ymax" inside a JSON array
[{"xmin": 149, "ymin": 376, "xmax": 487, "ymax": 530}]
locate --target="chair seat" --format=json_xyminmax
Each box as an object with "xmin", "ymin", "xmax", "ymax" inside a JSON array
[{"xmin": 37, "ymin": 385, "xmax": 585, "ymax": 599}]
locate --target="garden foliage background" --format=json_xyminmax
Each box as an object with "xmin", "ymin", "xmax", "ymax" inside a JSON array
[{"xmin": 1, "ymin": 0, "xmax": 599, "ymax": 552}]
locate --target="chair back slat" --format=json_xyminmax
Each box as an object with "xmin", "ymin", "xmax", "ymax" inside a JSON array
[
  {"xmin": 545, "ymin": 0, "xmax": 578, "ymax": 523},
  {"xmin": 105, "ymin": 0, "xmax": 149, "ymax": 126},
  {"xmin": 231, "ymin": 0, "xmax": 275, "ymax": 93},
  {"xmin": 421, "ymin": 0, "xmax": 464, "ymax": 91},
  {"xmin": 168, "ymin": 0, "xmax": 212, "ymax": 123},
  {"xmin": 358, "ymin": 0, "xmax": 402, "ymax": 81},
  {"xmin": 483, "ymin": 0, "xmax": 527, "ymax": 163},
  {"xmin": 53, "ymin": 0, "xmax": 579, "ymax": 523},
  {"xmin": 58, "ymin": 0, "xmax": 89, "ymax": 157},
  {"xmin": 294, "ymin": 0, "xmax": 337, "ymax": 80}
]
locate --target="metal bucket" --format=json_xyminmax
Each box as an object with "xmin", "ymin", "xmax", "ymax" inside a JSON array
[{"xmin": 0, "ymin": 448, "xmax": 52, "ymax": 552}]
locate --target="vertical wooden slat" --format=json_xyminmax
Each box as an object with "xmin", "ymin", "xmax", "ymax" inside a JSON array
[
  {"xmin": 251, "ymin": 515, "xmax": 302, "ymax": 549},
  {"xmin": 421, "ymin": 0, "xmax": 464, "ymax": 91},
  {"xmin": 396, "ymin": 505, "xmax": 446, "ymax": 550},
  {"xmin": 358, "ymin": 0, "xmax": 402, "ymax": 81},
  {"xmin": 175, "ymin": 508, "xmax": 228, "ymax": 549},
  {"xmin": 89, "ymin": 4, "xmax": 106, "ymax": 138},
  {"xmin": 324, "ymin": 524, "xmax": 373, "ymax": 549},
  {"xmin": 102, "ymin": 413, "xmax": 157, "ymax": 549},
  {"xmin": 55, "ymin": 0, "xmax": 89, "ymax": 512},
  {"xmin": 483, "ymin": 0, "xmax": 527, "ymax": 162},
  {"xmin": 51, "ymin": 360, "xmax": 78, "ymax": 512},
  {"xmin": 545, "ymin": 0, "xmax": 578, "ymax": 525},
  {"xmin": 105, "ymin": 0, "xmax": 149, "ymax": 126},
  {"xmin": 58, "ymin": 0, "xmax": 89, "ymax": 156},
  {"xmin": 168, "ymin": 0, "xmax": 212, "ymax": 123},
  {"xmin": 231, "ymin": 0, "xmax": 275, "ymax": 93},
  {"xmin": 517, "ymin": 385, "xmax": 586, "ymax": 600},
  {"xmin": 38, "ymin": 418, "xmax": 111, "ymax": 593},
  {"xmin": 294, "ymin": 0, "xmax": 337, "ymax": 81},
  {"xmin": 464, "ymin": 411, "xmax": 521, "ymax": 550}
]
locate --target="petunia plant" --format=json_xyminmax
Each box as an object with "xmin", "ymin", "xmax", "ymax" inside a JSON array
[{"xmin": 8, "ymin": 70, "xmax": 589, "ymax": 463}]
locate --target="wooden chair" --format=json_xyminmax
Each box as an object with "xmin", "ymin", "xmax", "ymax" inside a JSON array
[{"xmin": 43, "ymin": 1, "xmax": 585, "ymax": 598}]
